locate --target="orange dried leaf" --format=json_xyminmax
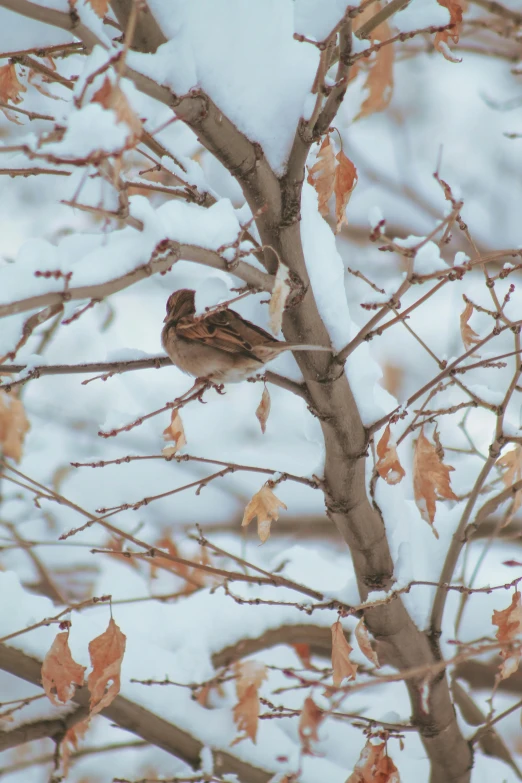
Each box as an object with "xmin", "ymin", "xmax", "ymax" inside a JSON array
[
  {"xmin": 269, "ymin": 261, "xmax": 291, "ymax": 335},
  {"xmin": 150, "ymin": 535, "xmax": 185, "ymax": 579},
  {"xmin": 347, "ymin": 739, "xmax": 401, "ymax": 783},
  {"xmin": 376, "ymin": 424, "xmax": 405, "ymax": 485},
  {"xmin": 256, "ymin": 386, "xmax": 271, "ymax": 434},
  {"xmin": 87, "ymin": 618, "xmax": 126, "ymax": 716},
  {"xmin": 298, "ymin": 696, "xmax": 324, "ymax": 755},
  {"xmin": 151, "ymin": 536, "xmax": 213, "ymax": 592},
  {"xmin": 354, "ymin": 618, "xmax": 380, "ymax": 667},
  {"xmin": 460, "ymin": 300, "xmax": 480, "ymax": 354},
  {"xmin": 28, "ymin": 68, "xmax": 58, "ymax": 100},
  {"xmin": 87, "ymin": 0, "xmax": 109, "ymax": 17},
  {"xmin": 61, "ymin": 718, "xmax": 90, "ymax": 776},
  {"xmin": 242, "ymin": 484, "xmax": 287, "ymax": 544},
  {"xmin": 355, "ymin": 9, "xmax": 394, "ymax": 121},
  {"xmin": 496, "ymin": 446, "xmax": 522, "ymax": 517},
  {"xmin": 92, "ymin": 77, "xmax": 142, "ymax": 141},
  {"xmin": 434, "ymin": 0, "xmax": 463, "ymax": 62},
  {"xmin": 497, "ymin": 446, "xmax": 522, "ymax": 488},
  {"xmin": 0, "ymin": 391, "xmax": 30, "ymax": 463},
  {"xmin": 331, "ymin": 620, "xmax": 357, "ymax": 686},
  {"xmin": 307, "ymin": 135, "xmax": 335, "ymax": 216},
  {"xmin": 492, "ymin": 591, "xmax": 522, "ymax": 681},
  {"xmin": 162, "ymin": 408, "xmax": 186, "ymax": 454},
  {"xmin": 232, "ymin": 661, "xmax": 267, "ymax": 744},
  {"xmin": 293, "ymin": 642, "xmax": 312, "ymax": 669},
  {"xmin": 334, "ymin": 150, "xmax": 358, "ymax": 233},
  {"xmin": 103, "ymin": 533, "xmax": 141, "ymax": 571},
  {"xmin": 413, "ymin": 428, "xmax": 457, "ymax": 534},
  {"xmin": 0, "ymin": 63, "xmax": 26, "ymax": 105},
  {"xmin": 232, "ymin": 684, "xmax": 259, "ymax": 745},
  {"xmin": 41, "ymin": 631, "xmax": 86, "ymax": 706}
]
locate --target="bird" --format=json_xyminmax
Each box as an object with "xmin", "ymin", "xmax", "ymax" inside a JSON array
[{"xmin": 161, "ymin": 289, "xmax": 332, "ymax": 383}]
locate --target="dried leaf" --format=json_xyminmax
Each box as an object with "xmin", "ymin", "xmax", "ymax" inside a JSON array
[
  {"xmin": 331, "ymin": 620, "xmax": 358, "ymax": 687},
  {"xmin": 354, "ymin": 619, "xmax": 380, "ymax": 667},
  {"xmin": 376, "ymin": 424, "xmax": 405, "ymax": 485},
  {"xmin": 381, "ymin": 362, "xmax": 403, "ymax": 398},
  {"xmin": 41, "ymin": 631, "xmax": 86, "ymax": 706},
  {"xmin": 162, "ymin": 409, "xmax": 186, "ymax": 455},
  {"xmin": 61, "ymin": 718, "xmax": 90, "ymax": 776},
  {"xmin": 308, "ymin": 136, "xmax": 358, "ymax": 229},
  {"xmin": 293, "ymin": 642, "xmax": 312, "ymax": 669},
  {"xmin": 0, "ymin": 391, "xmax": 30, "ymax": 462},
  {"xmin": 256, "ymin": 386, "xmax": 271, "ymax": 434},
  {"xmin": 242, "ymin": 484, "xmax": 287, "ymax": 544},
  {"xmin": 413, "ymin": 428, "xmax": 457, "ymax": 534},
  {"xmin": 354, "ymin": 7, "xmax": 394, "ymax": 121},
  {"xmin": 298, "ymin": 696, "xmax": 324, "ymax": 755},
  {"xmin": 498, "ymin": 446, "xmax": 522, "ymax": 488},
  {"xmin": 92, "ymin": 77, "xmax": 142, "ymax": 141},
  {"xmin": 87, "ymin": 618, "xmax": 126, "ymax": 717},
  {"xmin": 151, "ymin": 535, "xmax": 211, "ymax": 592},
  {"xmin": 347, "ymin": 739, "xmax": 401, "ymax": 783},
  {"xmin": 434, "ymin": 0, "xmax": 463, "ymax": 62},
  {"xmin": 150, "ymin": 535, "xmax": 186, "ymax": 580},
  {"xmin": 307, "ymin": 135, "xmax": 335, "ymax": 216},
  {"xmin": 27, "ymin": 68, "xmax": 59, "ymax": 100},
  {"xmin": 460, "ymin": 300, "xmax": 481, "ymax": 354},
  {"xmin": 87, "ymin": 0, "xmax": 109, "ymax": 17},
  {"xmin": 269, "ymin": 261, "xmax": 291, "ymax": 335},
  {"xmin": 334, "ymin": 150, "xmax": 358, "ymax": 233},
  {"xmin": 496, "ymin": 446, "xmax": 522, "ymax": 520},
  {"xmin": 492, "ymin": 591, "xmax": 522, "ymax": 682},
  {"xmin": 0, "ymin": 63, "xmax": 26, "ymax": 104},
  {"xmin": 232, "ymin": 661, "xmax": 267, "ymax": 744},
  {"xmin": 102, "ymin": 533, "xmax": 141, "ymax": 571}
]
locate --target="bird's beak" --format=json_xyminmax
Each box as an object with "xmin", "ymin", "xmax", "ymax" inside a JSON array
[{"xmin": 163, "ymin": 313, "xmax": 169, "ymax": 323}]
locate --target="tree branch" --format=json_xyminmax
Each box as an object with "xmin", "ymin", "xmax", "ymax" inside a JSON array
[
  {"xmin": 0, "ymin": 704, "xmax": 89, "ymax": 751},
  {"xmin": 110, "ymin": 0, "xmax": 167, "ymax": 53},
  {"xmin": 355, "ymin": 0, "xmax": 412, "ymax": 40},
  {"xmin": 0, "ymin": 242, "xmax": 273, "ymax": 320},
  {"xmin": 0, "ymin": 643, "xmax": 272, "ymax": 783},
  {"xmin": 468, "ymin": 0, "xmax": 522, "ymax": 24},
  {"xmin": 212, "ymin": 624, "xmax": 332, "ymax": 669},
  {"xmin": 0, "ymin": 0, "xmax": 100, "ymax": 49}
]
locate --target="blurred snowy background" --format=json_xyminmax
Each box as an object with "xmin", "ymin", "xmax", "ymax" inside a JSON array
[{"xmin": 0, "ymin": 0, "xmax": 522, "ymax": 781}]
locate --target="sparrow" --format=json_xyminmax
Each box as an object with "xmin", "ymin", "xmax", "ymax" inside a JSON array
[{"xmin": 161, "ymin": 289, "xmax": 332, "ymax": 383}]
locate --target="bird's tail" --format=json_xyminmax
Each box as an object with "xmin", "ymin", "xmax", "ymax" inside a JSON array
[{"xmin": 281, "ymin": 343, "xmax": 333, "ymax": 352}]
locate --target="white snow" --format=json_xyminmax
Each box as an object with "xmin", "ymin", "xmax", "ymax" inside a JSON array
[{"xmin": 294, "ymin": 0, "xmax": 351, "ymax": 43}]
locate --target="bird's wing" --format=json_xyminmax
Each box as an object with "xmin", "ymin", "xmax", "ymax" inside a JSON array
[{"xmin": 176, "ymin": 309, "xmax": 275, "ymax": 360}]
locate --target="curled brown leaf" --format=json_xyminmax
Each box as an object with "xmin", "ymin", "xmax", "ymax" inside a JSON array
[
  {"xmin": 41, "ymin": 631, "xmax": 86, "ymax": 706},
  {"xmin": 376, "ymin": 424, "xmax": 405, "ymax": 485},
  {"xmin": 242, "ymin": 484, "xmax": 287, "ymax": 543}
]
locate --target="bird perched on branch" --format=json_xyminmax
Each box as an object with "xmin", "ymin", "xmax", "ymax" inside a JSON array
[{"xmin": 161, "ymin": 289, "xmax": 332, "ymax": 383}]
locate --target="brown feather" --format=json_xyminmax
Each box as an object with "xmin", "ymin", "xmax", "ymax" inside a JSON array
[{"xmin": 162, "ymin": 288, "xmax": 332, "ymax": 383}]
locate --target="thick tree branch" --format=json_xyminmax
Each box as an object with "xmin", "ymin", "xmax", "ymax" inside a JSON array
[
  {"xmin": 0, "ymin": 242, "xmax": 272, "ymax": 320},
  {"xmin": 355, "ymin": 0, "xmax": 412, "ymax": 40},
  {"xmin": 468, "ymin": 0, "xmax": 522, "ymax": 24},
  {"xmin": 110, "ymin": 0, "xmax": 166, "ymax": 53},
  {"xmin": 0, "ymin": 3, "xmax": 476, "ymax": 780},
  {"xmin": 212, "ymin": 624, "xmax": 332, "ymax": 669},
  {"xmin": 0, "ymin": 0, "xmax": 99, "ymax": 49},
  {"xmin": 0, "ymin": 0, "xmax": 282, "ymax": 263},
  {"xmin": 0, "ymin": 704, "xmax": 89, "ymax": 751},
  {"xmin": 0, "ymin": 643, "xmax": 272, "ymax": 783},
  {"xmin": 0, "ymin": 362, "xmax": 306, "ymax": 400}
]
